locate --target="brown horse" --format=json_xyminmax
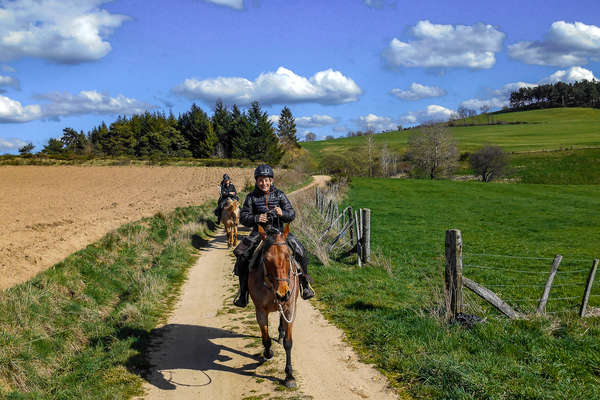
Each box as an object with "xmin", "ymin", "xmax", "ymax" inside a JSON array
[
  {"xmin": 221, "ymin": 198, "xmax": 240, "ymax": 248},
  {"xmin": 249, "ymin": 224, "xmax": 299, "ymax": 388}
]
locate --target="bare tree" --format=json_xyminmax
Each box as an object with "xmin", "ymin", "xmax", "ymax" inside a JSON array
[
  {"xmin": 304, "ymin": 132, "xmax": 317, "ymax": 142},
  {"xmin": 380, "ymin": 144, "xmax": 391, "ymax": 177},
  {"xmin": 469, "ymin": 145, "xmax": 508, "ymax": 182},
  {"xmin": 366, "ymin": 133, "xmax": 376, "ymax": 177},
  {"xmin": 407, "ymin": 124, "xmax": 458, "ymax": 179}
]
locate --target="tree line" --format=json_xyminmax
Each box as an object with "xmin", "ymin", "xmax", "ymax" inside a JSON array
[
  {"xmin": 509, "ymin": 80, "xmax": 600, "ymax": 111},
  {"xmin": 31, "ymin": 101, "xmax": 300, "ymax": 164}
]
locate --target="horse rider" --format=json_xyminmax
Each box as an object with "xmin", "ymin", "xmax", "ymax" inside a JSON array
[
  {"xmin": 214, "ymin": 174, "xmax": 239, "ymax": 224},
  {"xmin": 232, "ymin": 164, "xmax": 315, "ymax": 307}
]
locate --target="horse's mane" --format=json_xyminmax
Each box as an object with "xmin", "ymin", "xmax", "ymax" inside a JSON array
[
  {"xmin": 224, "ymin": 199, "xmax": 238, "ymax": 211},
  {"xmin": 261, "ymin": 228, "xmax": 289, "ymax": 253}
]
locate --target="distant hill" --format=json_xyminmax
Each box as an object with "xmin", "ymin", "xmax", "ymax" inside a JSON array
[{"xmin": 302, "ymin": 108, "xmax": 600, "ymax": 161}]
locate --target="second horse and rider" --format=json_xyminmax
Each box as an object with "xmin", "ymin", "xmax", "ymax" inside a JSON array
[{"xmin": 214, "ymin": 164, "xmax": 315, "ymax": 308}]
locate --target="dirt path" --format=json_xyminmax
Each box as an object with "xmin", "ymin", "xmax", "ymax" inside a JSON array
[{"xmin": 140, "ymin": 178, "xmax": 399, "ymax": 399}]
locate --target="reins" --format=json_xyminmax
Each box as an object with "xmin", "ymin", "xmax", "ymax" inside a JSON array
[{"xmin": 261, "ymin": 239, "xmax": 298, "ymax": 324}]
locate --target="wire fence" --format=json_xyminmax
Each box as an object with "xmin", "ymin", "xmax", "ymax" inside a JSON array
[{"xmin": 461, "ymin": 250, "xmax": 599, "ymax": 316}]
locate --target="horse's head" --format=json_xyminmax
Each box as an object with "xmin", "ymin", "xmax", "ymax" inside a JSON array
[{"xmin": 258, "ymin": 224, "xmax": 293, "ymax": 302}]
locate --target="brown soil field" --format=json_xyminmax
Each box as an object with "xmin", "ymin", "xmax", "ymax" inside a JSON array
[{"xmin": 0, "ymin": 165, "xmax": 253, "ymax": 291}]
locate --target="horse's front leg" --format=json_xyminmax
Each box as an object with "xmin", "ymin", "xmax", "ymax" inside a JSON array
[
  {"xmin": 233, "ymin": 226, "xmax": 238, "ymax": 246},
  {"xmin": 282, "ymin": 322, "xmax": 296, "ymax": 388},
  {"xmin": 256, "ymin": 308, "xmax": 273, "ymax": 359}
]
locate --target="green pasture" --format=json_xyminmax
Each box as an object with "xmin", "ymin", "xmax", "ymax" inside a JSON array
[
  {"xmin": 302, "ymin": 108, "xmax": 600, "ymax": 161},
  {"xmin": 309, "ymin": 178, "xmax": 600, "ymax": 399},
  {"xmin": 509, "ymin": 148, "xmax": 600, "ymax": 184}
]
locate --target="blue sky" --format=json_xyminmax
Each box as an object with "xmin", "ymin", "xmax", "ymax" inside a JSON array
[{"xmin": 1, "ymin": 0, "xmax": 600, "ymax": 153}]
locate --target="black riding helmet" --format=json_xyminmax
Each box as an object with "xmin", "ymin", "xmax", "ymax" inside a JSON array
[
  {"xmin": 254, "ymin": 164, "xmax": 274, "ymax": 179},
  {"xmin": 223, "ymin": 173, "xmax": 231, "ymax": 181}
]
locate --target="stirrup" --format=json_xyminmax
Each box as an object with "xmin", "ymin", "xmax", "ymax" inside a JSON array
[
  {"xmin": 301, "ymin": 285, "xmax": 315, "ymax": 300},
  {"xmin": 233, "ymin": 290, "xmax": 248, "ymax": 307}
]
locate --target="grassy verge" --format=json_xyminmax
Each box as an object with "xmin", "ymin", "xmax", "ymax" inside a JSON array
[
  {"xmin": 0, "ymin": 170, "xmax": 308, "ymax": 399},
  {"xmin": 300, "ymin": 178, "xmax": 600, "ymax": 399},
  {"xmin": 0, "ymin": 155, "xmax": 257, "ymax": 167},
  {"xmin": 0, "ymin": 204, "xmax": 218, "ymax": 399}
]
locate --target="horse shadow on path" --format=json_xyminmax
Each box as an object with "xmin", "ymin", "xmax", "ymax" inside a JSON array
[{"xmin": 131, "ymin": 324, "xmax": 280, "ymax": 390}]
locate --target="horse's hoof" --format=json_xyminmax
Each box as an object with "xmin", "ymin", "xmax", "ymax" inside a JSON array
[
  {"xmin": 263, "ymin": 349, "xmax": 274, "ymax": 360},
  {"xmin": 284, "ymin": 378, "xmax": 297, "ymax": 389}
]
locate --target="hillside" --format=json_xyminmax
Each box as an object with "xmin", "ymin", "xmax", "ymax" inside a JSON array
[{"xmin": 302, "ymin": 108, "xmax": 600, "ymax": 161}]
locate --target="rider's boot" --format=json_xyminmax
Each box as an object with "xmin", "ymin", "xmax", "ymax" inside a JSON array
[
  {"xmin": 299, "ymin": 274, "xmax": 314, "ymax": 300},
  {"xmin": 233, "ymin": 258, "xmax": 249, "ymax": 307},
  {"xmin": 297, "ymin": 254, "xmax": 315, "ymax": 300}
]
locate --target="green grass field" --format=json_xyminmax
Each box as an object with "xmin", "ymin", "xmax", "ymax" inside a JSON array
[
  {"xmin": 302, "ymin": 108, "xmax": 600, "ymax": 162},
  {"xmin": 309, "ymin": 178, "xmax": 600, "ymax": 399}
]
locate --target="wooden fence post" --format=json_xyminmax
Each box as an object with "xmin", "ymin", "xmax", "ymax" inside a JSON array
[
  {"xmin": 361, "ymin": 208, "xmax": 371, "ymax": 263},
  {"xmin": 315, "ymin": 186, "xmax": 319, "ymax": 209},
  {"xmin": 580, "ymin": 259, "xmax": 599, "ymax": 317},
  {"xmin": 354, "ymin": 209, "xmax": 362, "ymax": 267},
  {"xmin": 348, "ymin": 206, "xmax": 354, "ymax": 246},
  {"xmin": 536, "ymin": 254, "xmax": 563, "ymax": 314},
  {"xmin": 445, "ymin": 229, "xmax": 463, "ymax": 318}
]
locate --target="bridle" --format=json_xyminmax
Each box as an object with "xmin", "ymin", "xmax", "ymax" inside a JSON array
[
  {"xmin": 261, "ymin": 239, "xmax": 298, "ymax": 323},
  {"xmin": 262, "ymin": 241, "xmax": 293, "ymax": 288}
]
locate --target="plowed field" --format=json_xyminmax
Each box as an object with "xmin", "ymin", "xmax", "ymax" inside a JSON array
[{"xmin": 0, "ymin": 165, "xmax": 252, "ymax": 290}]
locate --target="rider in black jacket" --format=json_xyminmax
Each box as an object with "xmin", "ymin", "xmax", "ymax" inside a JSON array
[
  {"xmin": 214, "ymin": 174, "xmax": 239, "ymax": 224},
  {"xmin": 233, "ymin": 164, "xmax": 314, "ymax": 307}
]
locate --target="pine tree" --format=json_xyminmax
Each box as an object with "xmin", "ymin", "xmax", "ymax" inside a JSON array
[
  {"xmin": 277, "ymin": 106, "xmax": 299, "ymax": 149},
  {"xmin": 231, "ymin": 105, "xmax": 253, "ymax": 160},
  {"xmin": 178, "ymin": 104, "xmax": 217, "ymax": 158},
  {"xmin": 212, "ymin": 100, "xmax": 233, "ymax": 157},
  {"xmin": 247, "ymin": 101, "xmax": 283, "ymax": 164}
]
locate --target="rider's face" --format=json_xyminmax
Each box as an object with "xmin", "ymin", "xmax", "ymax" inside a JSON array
[{"xmin": 256, "ymin": 176, "xmax": 272, "ymax": 193}]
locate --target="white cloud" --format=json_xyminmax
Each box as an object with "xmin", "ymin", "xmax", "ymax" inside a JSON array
[
  {"xmin": 0, "ymin": 137, "xmax": 28, "ymax": 152},
  {"xmin": 333, "ymin": 125, "xmax": 348, "ymax": 133},
  {"xmin": 0, "ymin": 91, "xmax": 155, "ymax": 123},
  {"xmin": 172, "ymin": 66, "xmax": 362, "ymax": 105},
  {"xmin": 0, "ymin": 0, "xmax": 129, "ymax": 63},
  {"xmin": 269, "ymin": 113, "xmax": 338, "ymax": 128},
  {"xmin": 509, "ymin": 21, "xmax": 600, "ymax": 66},
  {"xmin": 0, "ymin": 75, "xmax": 19, "ymax": 90},
  {"xmin": 0, "ymin": 95, "xmax": 42, "ymax": 122},
  {"xmin": 539, "ymin": 66, "xmax": 597, "ymax": 84},
  {"xmin": 392, "ymin": 82, "xmax": 446, "ymax": 100},
  {"xmin": 383, "ymin": 20, "xmax": 505, "ymax": 69},
  {"xmin": 296, "ymin": 114, "xmax": 338, "ymax": 127},
  {"xmin": 204, "ymin": 0, "xmax": 243, "ymax": 9},
  {"xmin": 357, "ymin": 113, "xmax": 397, "ymax": 132},
  {"xmin": 362, "ymin": 0, "xmax": 396, "ymax": 8},
  {"xmin": 1, "ymin": 65, "xmax": 16, "ymax": 73},
  {"xmin": 401, "ymin": 105, "xmax": 455, "ymax": 125},
  {"xmin": 460, "ymin": 67, "xmax": 597, "ymax": 111}
]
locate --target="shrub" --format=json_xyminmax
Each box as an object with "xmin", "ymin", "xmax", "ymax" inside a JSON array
[{"xmin": 469, "ymin": 145, "xmax": 508, "ymax": 182}]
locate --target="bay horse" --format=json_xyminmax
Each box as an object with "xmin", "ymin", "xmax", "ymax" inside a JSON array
[
  {"xmin": 249, "ymin": 224, "xmax": 299, "ymax": 388},
  {"xmin": 221, "ymin": 198, "xmax": 240, "ymax": 248}
]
